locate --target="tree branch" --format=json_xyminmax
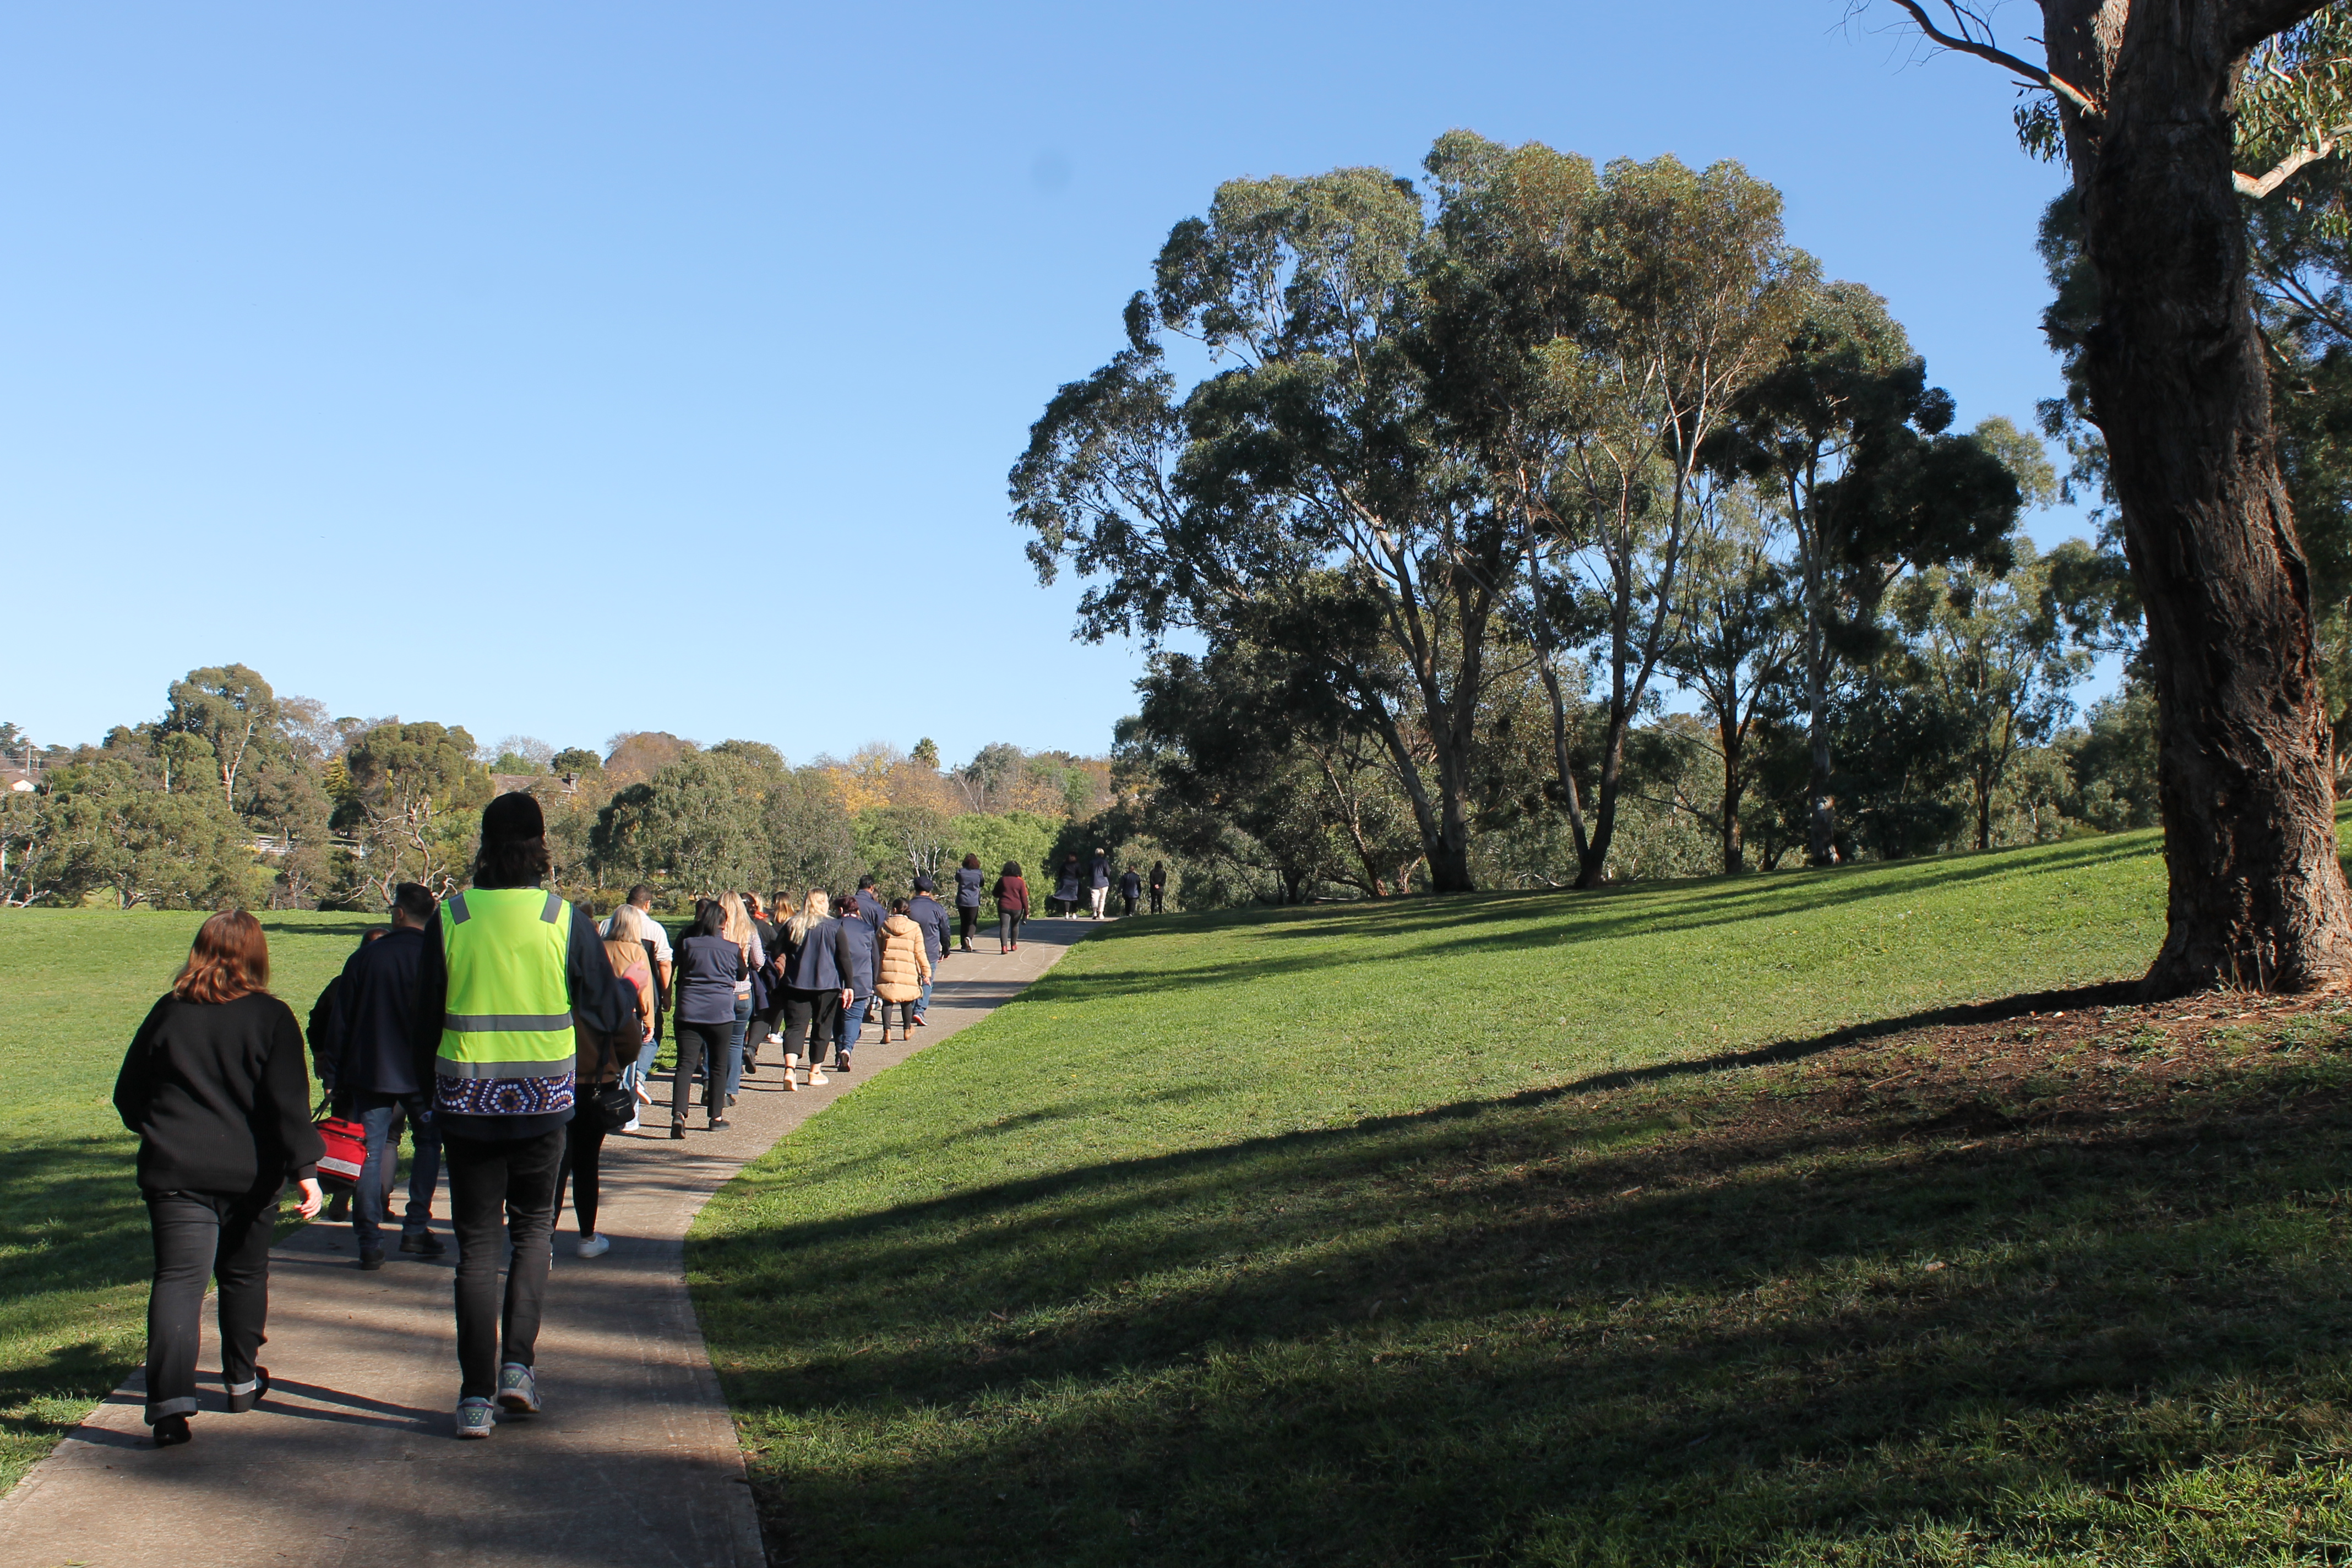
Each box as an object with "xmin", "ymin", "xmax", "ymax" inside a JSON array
[
  {"xmin": 2235, "ymin": 138, "xmax": 2337, "ymax": 197},
  {"xmin": 1883, "ymin": 0, "xmax": 2101, "ymax": 117}
]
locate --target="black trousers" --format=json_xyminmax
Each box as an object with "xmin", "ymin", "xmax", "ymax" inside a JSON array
[
  {"xmin": 1121, "ymin": 894, "xmax": 1139, "ymax": 916},
  {"xmin": 782, "ymin": 987, "xmax": 841, "ymax": 1064},
  {"xmin": 1150, "ymin": 886, "xmax": 1164, "ymax": 913},
  {"xmin": 672, "ymin": 1021, "xmax": 727, "ymax": 1126},
  {"xmin": 443, "ymin": 1128, "xmax": 563, "ymax": 1401},
  {"xmin": 143, "ymin": 1188, "xmax": 278, "ymax": 1423},
  {"xmin": 958, "ymin": 906, "xmax": 978, "ymax": 947},
  {"xmin": 554, "ymin": 1117, "xmax": 608, "ymax": 1237},
  {"xmin": 747, "ymin": 1008, "xmax": 782, "ymax": 1066},
  {"xmin": 999, "ymin": 910, "xmax": 1024, "ymax": 946}
]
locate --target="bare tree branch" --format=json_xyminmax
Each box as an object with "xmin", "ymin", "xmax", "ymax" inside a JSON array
[
  {"xmin": 2236, "ymin": 137, "xmax": 2338, "ymax": 195},
  {"xmin": 1882, "ymin": 0, "xmax": 2103, "ymax": 116}
]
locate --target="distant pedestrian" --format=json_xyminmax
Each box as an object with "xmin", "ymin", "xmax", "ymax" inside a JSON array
[
  {"xmin": 605, "ymin": 885, "xmax": 672, "ymax": 1081},
  {"xmin": 322, "ymin": 882, "xmax": 444, "ymax": 1267},
  {"xmin": 779, "ymin": 890, "xmax": 855, "ymax": 1088},
  {"xmin": 556, "ymin": 923, "xmax": 651, "ymax": 1259},
  {"xmin": 954, "ymin": 853, "xmax": 986, "ymax": 951},
  {"xmin": 1150, "ymin": 861, "xmax": 1167, "ymax": 914},
  {"xmin": 852, "ymin": 875, "xmax": 888, "ymax": 933},
  {"xmin": 1119, "ymin": 865, "xmax": 1142, "ymax": 917},
  {"xmin": 717, "ymin": 891, "xmax": 764, "ymax": 1107},
  {"xmin": 604, "ymin": 902, "xmax": 661, "ymax": 1121},
  {"xmin": 113, "ymin": 910, "xmax": 325, "ymax": 1449},
  {"xmin": 993, "ymin": 861, "xmax": 1028, "ymax": 953},
  {"xmin": 874, "ymin": 897, "xmax": 932, "ymax": 1043},
  {"xmin": 831, "ymin": 887, "xmax": 878, "ymax": 1073},
  {"xmin": 671, "ymin": 902, "xmax": 744, "ymax": 1135},
  {"xmin": 1054, "ymin": 853, "xmax": 1082, "ymax": 917},
  {"xmin": 1088, "ymin": 847, "xmax": 1112, "ymax": 918},
  {"xmin": 408, "ymin": 792, "xmax": 634, "ymax": 1439},
  {"xmin": 744, "ymin": 894, "xmax": 782, "ymax": 1074},
  {"xmin": 908, "ymin": 875, "xmax": 950, "ymax": 1026}
]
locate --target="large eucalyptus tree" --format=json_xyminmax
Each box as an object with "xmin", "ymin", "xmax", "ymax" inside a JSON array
[{"xmin": 1876, "ymin": 0, "xmax": 2352, "ymax": 992}]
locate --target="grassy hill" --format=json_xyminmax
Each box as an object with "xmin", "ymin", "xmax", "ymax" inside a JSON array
[
  {"xmin": 0, "ymin": 909, "xmax": 368, "ymax": 1491},
  {"xmin": 692, "ymin": 826, "xmax": 2352, "ymax": 1566}
]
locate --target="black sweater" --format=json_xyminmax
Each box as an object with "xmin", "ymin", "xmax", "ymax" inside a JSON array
[{"xmin": 113, "ymin": 992, "xmax": 325, "ymax": 1195}]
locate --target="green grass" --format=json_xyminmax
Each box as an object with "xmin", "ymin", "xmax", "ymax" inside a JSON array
[
  {"xmin": 0, "ymin": 908, "xmax": 366, "ymax": 1491},
  {"xmin": 692, "ymin": 826, "xmax": 2352, "ymax": 1565}
]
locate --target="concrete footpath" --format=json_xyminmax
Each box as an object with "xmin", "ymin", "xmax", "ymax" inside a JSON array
[{"xmin": 0, "ymin": 917, "xmax": 1092, "ymax": 1568}]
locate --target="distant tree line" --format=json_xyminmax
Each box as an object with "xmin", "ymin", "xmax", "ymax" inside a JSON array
[
  {"xmin": 0, "ymin": 671, "xmax": 1121, "ymax": 912},
  {"xmin": 1014, "ymin": 131, "xmax": 2179, "ymax": 901}
]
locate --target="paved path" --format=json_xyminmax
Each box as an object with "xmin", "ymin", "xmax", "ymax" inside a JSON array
[{"xmin": 0, "ymin": 918, "xmax": 1093, "ymax": 1568}]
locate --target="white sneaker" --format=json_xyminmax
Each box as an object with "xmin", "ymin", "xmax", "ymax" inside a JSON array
[
  {"xmin": 621, "ymin": 1114, "xmax": 641, "ymax": 1134},
  {"xmin": 807, "ymin": 1068, "xmax": 829, "ymax": 1086},
  {"xmin": 496, "ymin": 1362, "xmax": 541, "ymax": 1415},
  {"xmin": 576, "ymin": 1233, "xmax": 611, "ymax": 1259},
  {"xmin": 764, "ymin": 1032, "xmax": 782, "ymax": 1046}
]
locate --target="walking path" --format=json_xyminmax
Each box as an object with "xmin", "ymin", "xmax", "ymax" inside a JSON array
[{"xmin": 0, "ymin": 919, "xmax": 1092, "ymax": 1568}]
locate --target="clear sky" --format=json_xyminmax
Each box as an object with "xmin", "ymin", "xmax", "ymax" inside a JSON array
[{"xmin": 2, "ymin": 1, "xmax": 2090, "ymax": 765}]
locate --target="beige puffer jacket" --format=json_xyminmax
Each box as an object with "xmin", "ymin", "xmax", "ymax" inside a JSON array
[{"xmin": 874, "ymin": 913, "xmax": 932, "ymax": 1003}]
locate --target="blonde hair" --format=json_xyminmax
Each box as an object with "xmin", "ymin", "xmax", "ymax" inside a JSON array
[
  {"xmin": 787, "ymin": 889, "xmax": 830, "ymax": 946},
  {"xmin": 720, "ymin": 891, "xmax": 753, "ymax": 958},
  {"xmin": 606, "ymin": 902, "xmax": 645, "ymax": 945}
]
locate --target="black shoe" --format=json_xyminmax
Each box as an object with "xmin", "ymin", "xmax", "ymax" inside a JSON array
[
  {"xmin": 226, "ymin": 1367, "xmax": 269, "ymax": 1413},
  {"xmin": 399, "ymin": 1232, "xmax": 446, "ymax": 1256},
  {"xmin": 325, "ymin": 1193, "xmax": 351, "ymax": 1222},
  {"xmin": 669, "ymin": 1124, "xmax": 688, "ymax": 1140},
  {"xmin": 743, "ymin": 1056, "xmax": 758, "ymax": 1075},
  {"xmin": 837, "ymin": 1058, "xmax": 854, "ymax": 1072},
  {"xmin": 727, "ymin": 1093, "xmax": 738, "ymax": 1107},
  {"xmin": 153, "ymin": 1414, "xmax": 192, "ymax": 1448},
  {"xmin": 358, "ymin": 1249, "xmax": 385, "ymax": 1271},
  {"xmin": 708, "ymin": 1118, "xmax": 731, "ymax": 1131}
]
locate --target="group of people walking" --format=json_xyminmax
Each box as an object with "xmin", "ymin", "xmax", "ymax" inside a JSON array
[
  {"xmin": 109, "ymin": 795, "xmax": 1168, "ymax": 1449},
  {"xmin": 1049, "ymin": 848, "xmax": 1164, "ymax": 919}
]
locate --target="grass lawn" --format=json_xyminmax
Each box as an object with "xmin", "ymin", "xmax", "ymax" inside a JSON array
[
  {"xmin": 693, "ymin": 825, "xmax": 2352, "ymax": 1565},
  {"xmin": 0, "ymin": 908, "xmax": 371, "ymax": 1493}
]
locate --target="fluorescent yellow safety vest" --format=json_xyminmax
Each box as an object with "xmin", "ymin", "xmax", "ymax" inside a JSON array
[{"xmin": 434, "ymin": 886, "xmax": 576, "ymax": 1117}]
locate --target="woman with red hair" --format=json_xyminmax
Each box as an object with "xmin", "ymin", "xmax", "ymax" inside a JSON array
[{"xmin": 113, "ymin": 909, "xmax": 324, "ymax": 1449}]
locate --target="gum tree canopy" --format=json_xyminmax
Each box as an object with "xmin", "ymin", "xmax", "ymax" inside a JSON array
[{"xmin": 1880, "ymin": 0, "xmax": 2352, "ymax": 993}]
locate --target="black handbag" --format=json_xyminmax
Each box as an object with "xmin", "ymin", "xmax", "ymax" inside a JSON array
[{"xmin": 580, "ymin": 1015, "xmax": 638, "ymax": 1134}]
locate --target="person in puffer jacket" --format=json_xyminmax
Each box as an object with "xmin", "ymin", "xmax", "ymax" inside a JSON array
[{"xmin": 873, "ymin": 900, "xmax": 932, "ymax": 1044}]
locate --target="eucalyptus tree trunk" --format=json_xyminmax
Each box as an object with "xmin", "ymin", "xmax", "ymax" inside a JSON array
[{"xmin": 2045, "ymin": 0, "xmax": 2352, "ymax": 992}]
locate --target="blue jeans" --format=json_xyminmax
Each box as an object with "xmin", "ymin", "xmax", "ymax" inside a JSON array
[
  {"xmin": 913, "ymin": 976, "xmax": 934, "ymax": 1021},
  {"xmin": 351, "ymin": 1090, "xmax": 440, "ymax": 1253},
  {"xmin": 722, "ymin": 995, "xmax": 750, "ymax": 1102},
  {"xmin": 835, "ymin": 989, "xmax": 869, "ymax": 1059}
]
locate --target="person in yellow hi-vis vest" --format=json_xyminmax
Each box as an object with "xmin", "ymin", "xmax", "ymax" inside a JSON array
[{"xmin": 408, "ymin": 792, "xmax": 634, "ymax": 1440}]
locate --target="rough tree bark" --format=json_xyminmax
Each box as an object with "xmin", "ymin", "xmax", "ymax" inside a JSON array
[{"xmin": 1896, "ymin": 0, "xmax": 2352, "ymax": 993}]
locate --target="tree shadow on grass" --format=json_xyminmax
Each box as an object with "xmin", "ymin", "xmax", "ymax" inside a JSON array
[
  {"xmin": 699, "ymin": 997, "xmax": 2352, "ymax": 1566},
  {"xmin": 1041, "ymin": 837, "xmax": 2162, "ymax": 1005}
]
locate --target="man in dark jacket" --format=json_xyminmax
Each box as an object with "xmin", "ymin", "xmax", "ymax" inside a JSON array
[
  {"xmin": 851, "ymin": 876, "xmax": 889, "ymax": 1024},
  {"xmin": 1118, "ymin": 865, "xmax": 1143, "ymax": 917},
  {"xmin": 907, "ymin": 876, "xmax": 951, "ymax": 1026},
  {"xmin": 326, "ymin": 884, "xmax": 443, "ymax": 1267},
  {"xmin": 830, "ymin": 894, "xmax": 878, "ymax": 1071}
]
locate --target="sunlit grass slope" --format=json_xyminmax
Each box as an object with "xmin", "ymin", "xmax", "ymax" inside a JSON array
[
  {"xmin": 0, "ymin": 910, "xmax": 364, "ymax": 1491},
  {"xmin": 689, "ymin": 827, "xmax": 2352, "ymax": 1565}
]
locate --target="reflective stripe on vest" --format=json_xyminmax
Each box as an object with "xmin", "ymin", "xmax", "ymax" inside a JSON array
[{"xmin": 437, "ymin": 886, "xmax": 574, "ymax": 1077}]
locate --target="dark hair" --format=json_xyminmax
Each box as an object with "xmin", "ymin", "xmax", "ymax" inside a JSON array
[
  {"xmin": 174, "ymin": 910, "xmax": 269, "ymax": 1004},
  {"xmin": 695, "ymin": 904, "xmax": 727, "ymax": 937},
  {"xmin": 472, "ymin": 834, "xmax": 551, "ymax": 889},
  {"xmin": 962, "ymin": 853, "xmax": 981, "ymax": 869},
  {"xmin": 891, "ymin": 896, "xmax": 911, "ymax": 913},
  {"xmin": 1002, "ymin": 860, "xmax": 1022, "ymax": 877},
  {"xmin": 627, "ymin": 884, "xmax": 654, "ymax": 906},
  {"xmin": 858, "ymin": 874, "xmax": 877, "ymax": 889},
  {"xmin": 391, "ymin": 882, "xmax": 437, "ymax": 924},
  {"xmin": 1153, "ymin": 860, "xmax": 1165, "ymax": 871}
]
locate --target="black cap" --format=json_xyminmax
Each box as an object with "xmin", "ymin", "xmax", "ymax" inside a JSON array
[
  {"xmin": 914, "ymin": 874, "xmax": 935, "ymax": 892},
  {"xmin": 482, "ymin": 791, "xmax": 545, "ymax": 842}
]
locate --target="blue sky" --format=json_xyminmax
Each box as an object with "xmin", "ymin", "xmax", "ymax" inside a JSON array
[{"xmin": 2, "ymin": 1, "xmax": 2092, "ymax": 765}]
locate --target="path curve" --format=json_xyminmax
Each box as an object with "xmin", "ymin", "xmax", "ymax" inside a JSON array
[{"xmin": 0, "ymin": 919, "xmax": 1093, "ymax": 1568}]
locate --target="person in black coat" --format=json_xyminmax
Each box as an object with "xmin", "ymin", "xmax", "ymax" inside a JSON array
[
  {"xmin": 113, "ymin": 910, "xmax": 325, "ymax": 1448},
  {"xmin": 322, "ymin": 884, "xmax": 444, "ymax": 1266},
  {"xmin": 907, "ymin": 877, "xmax": 951, "ymax": 1026},
  {"xmin": 953, "ymin": 854, "xmax": 987, "ymax": 952},
  {"xmin": 1119, "ymin": 865, "xmax": 1143, "ymax": 917},
  {"xmin": 778, "ymin": 891, "xmax": 857, "ymax": 1085},
  {"xmin": 829, "ymin": 888, "xmax": 879, "ymax": 1071}
]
